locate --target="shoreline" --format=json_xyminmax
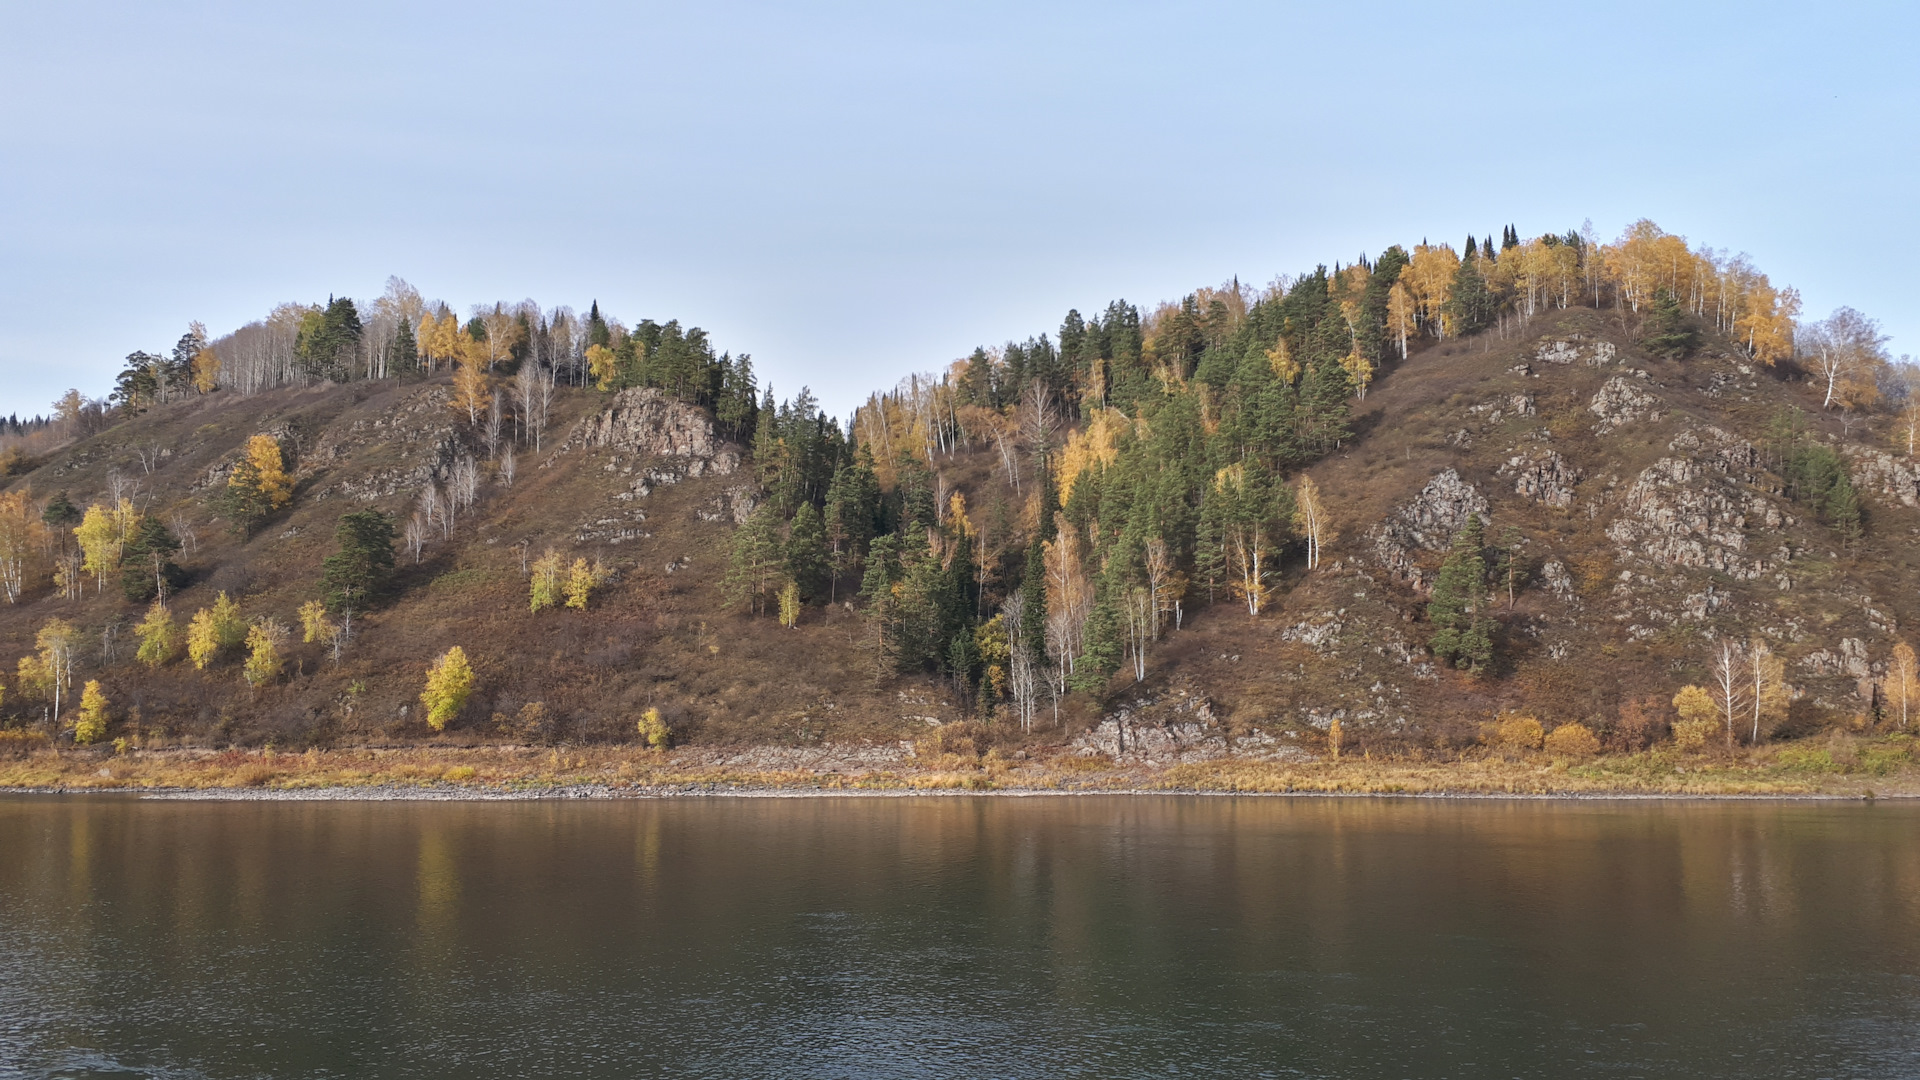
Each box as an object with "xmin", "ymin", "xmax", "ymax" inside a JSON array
[
  {"xmin": 0, "ymin": 783, "xmax": 1904, "ymax": 803},
  {"xmin": 5, "ymin": 741, "xmax": 1917, "ymax": 801}
]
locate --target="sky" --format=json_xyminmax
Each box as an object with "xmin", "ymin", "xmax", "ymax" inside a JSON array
[{"xmin": 3, "ymin": 0, "xmax": 1917, "ymax": 420}]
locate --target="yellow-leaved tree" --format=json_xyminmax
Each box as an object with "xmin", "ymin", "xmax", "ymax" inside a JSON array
[
  {"xmin": 420, "ymin": 646, "xmax": 474, "ymax": 732},
  {"xmin": 638, "ymin": 706, "xmax": 670, "ymax": 750},
  {"xmin": 192, "ymin": 346, "xmax": 222, "ymax": 393},
  {"xmin": 298, "ymin": 599, "xmax": 335, "ymax": 645},
  {"xmin": 135, "ymin": 601, "xmax": 180, "ymax": 667},
  {"xmin": 73, "ymin": 501, "xmax": 134, "ymax": 595},
  {"xmin": 1888, "ymin": 642, "xmax": 1918, "ymax": 731},
  {"xmin": 243, "ymin": 618, "xmax": 288, "ymax": 687},
  {"xmin": 0, "ymin": 488, "xmax": 46, "ymax": 604},
  {"xmin": 1385, "ymin": 281, "xmax": 1416, "ymax": 360},
  {"xmin": 1672, "ymin": 686, "xmax": 1718, "ymax": 751},
  {"xmin": 564, "ymin": 558, "xmax": 598, "ymax": 611},
  {"xmin": 529, "ymin": 549, "xmax": 563, "ymax": 612},
  {"xmin": 450, "ymin": 337, "xmax": 490, "ymax": 424},
  {"xmin": 585, "ymin": 344, "xmax": 619, "ymax": 391},
  {"xmin": 22, "ymin": 618, "xmax": 77, "ymax": 720},
  {"xmin": 186, "ymin": 591, "xmax": 247, "ymax": 670},
  {"xmin": 73, "ymin": 680, "xmax": 109, "ymax": 745}
]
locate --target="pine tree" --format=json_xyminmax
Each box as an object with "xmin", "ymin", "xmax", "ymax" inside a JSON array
[
  {"xmin": 785, "ymin": 502, "xmax": 829, "ymax": 601},
  {"xmin": 322, "ymin": 511, "xmax": 395, "ymax": 614},
  {"xmin": 121, "ymin": 515, "xmax": 184, "ymax": 604},
  {"xmin": 388, "ymin": 316, "xmax": 420, "ymax": 378},
  {"xmin": 1641, "ymin": 289, "xmax": 1700, "ymax": 359},
  {"xmin": 1427, "ymin": 515, "xmax": 1493, "ymax": 672},
  {"xmin": 723, "ymin": 503, "xmax": 784, "ymax": 615}
]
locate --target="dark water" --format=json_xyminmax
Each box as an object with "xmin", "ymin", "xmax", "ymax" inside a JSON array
[{"xmin": 2, "ymin": 796, "xmax": 1917, "ymax": 1079}]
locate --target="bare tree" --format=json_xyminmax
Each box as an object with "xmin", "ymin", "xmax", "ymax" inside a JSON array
[
  {"xmin": 1002, "ymin": 590, "xmax": 1039, "ymax": 732},
  {"xmin": 404, "ymin": 514, "xmax": 428, "ymax": 562},
  {"xmin": 485, "ymin": 392, "xmax": 504, "ymax": 459},
  {"xmin": 499, "ymin": 446, "xmax": 516, "ymax": 489},
  {"xmin": 1710, "ymin": 638, "xmax": 1749, "ymax": 751}
]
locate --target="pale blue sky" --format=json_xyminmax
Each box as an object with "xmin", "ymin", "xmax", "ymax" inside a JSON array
[{"xmin": 3, "ymin": 1, "xmax": 1915, "ymax": 418}]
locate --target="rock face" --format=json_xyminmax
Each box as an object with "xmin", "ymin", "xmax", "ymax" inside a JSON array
[
  {"xmin": 1588, "ymin": 376, "xmax": 1661, "ymax": 433},
  {"xmin": 560, "ymin": 389, "xmax": 744, "ymax": 540},
  {"xmin": 1501, "ymin": 450, "xmax": 1580, "ymax": 508},
  {"xmin": 1847, "ymin": 447, "xmax": 1920, "ymax": 508},
  {"xmin": 1536, "ymin": 337, "xmax": 1618, "ymax": 367},
  {"xmin": 1071, "ymin": 693, "xmax": 1314, "ymax": 765},
  {"xmin": 561, "ymin": 388, "xmax": 741, "ymax": 472},
  {"xmin": 1369, "ymin": 469, "xmax": 1488, "ymax": 586},
  {"xmin": 1603, "ymin": 428, "xmax": 1782, "ymax": 578}
]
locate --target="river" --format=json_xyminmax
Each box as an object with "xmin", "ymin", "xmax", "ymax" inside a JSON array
[{"xmin": 1, "ymin": 794, "xmax": 1916, "ymax": 1078}]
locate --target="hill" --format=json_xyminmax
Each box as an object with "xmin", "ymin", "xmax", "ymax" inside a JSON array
[{"xmin": 4, "ymin": 221, "xmax": 1920, "ymax": 793}]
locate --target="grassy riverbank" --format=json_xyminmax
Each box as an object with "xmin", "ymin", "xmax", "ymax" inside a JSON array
[{"xmin": 3, "ymin": 733, "xmax": 1918, "ymax": 797}]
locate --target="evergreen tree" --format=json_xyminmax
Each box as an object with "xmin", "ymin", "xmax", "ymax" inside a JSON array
[
  {"xmin": 121, "ymin": 516, "xmax": 184, "ymax": 604},
  {"xmin": 1641, "ymin": 288, "xmax": 1700, "ymax": 359},
  {"xmin": 1445, "ymin": 254, "xmax": 1495, "ymax": 335},
  {"xmin": 785, "ymin": 502, "xmax": 829, "ymax": 601},
  {"xmin": 42, "ymin": 491, "xmax": 80, "ymax": 530},
  {"xmin": 723, "ymin": 502, "xmax": 784, "ymax": 615},
  {"xmin": 586, "ymin": 301, "xmax": 612, "ymax": 350},
  {"xmin": 1427, "ymin": 515, "xmax": 1493, "ymax": 672},
  {"xmin": 388, "ymin": 316, "xmax": 420, "ymax": 378},
  {"xmin": 321, "ymin": 510, "xmax": 397, "ymax": 613}
]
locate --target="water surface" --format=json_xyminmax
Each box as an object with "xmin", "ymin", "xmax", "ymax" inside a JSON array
[{"xmin": 2, "ymin": 794, "xmax": 1916, "ymax": 1078}]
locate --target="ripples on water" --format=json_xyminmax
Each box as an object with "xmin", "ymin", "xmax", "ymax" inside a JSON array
[{"xmin": 1, "ymin": 795, "xmax": 1917, "ymax": 1079}]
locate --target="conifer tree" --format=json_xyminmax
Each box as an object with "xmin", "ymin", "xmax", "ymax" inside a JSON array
[
  {"xmin": 785, "ymin": 502, "xmax": 829, "ymax": 602},
  {"xmin": 121, "ymin": 515, "xmax": 184, "ymax": 604},
  {"xmin": 1427, "ymin": 515, "xmax": 1493, "ymax": 672},
  {"xmin": 322, "ymin": 510, "xmax": 396, "ymax": 615}
]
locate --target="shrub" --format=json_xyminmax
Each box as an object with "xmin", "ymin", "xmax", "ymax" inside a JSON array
[
  {"xmin": 1775, "ymin": 745, "xmax": 1840, "ymax": 773},
  {"xmin": 443, "ymin": 765, "xmax": 477, "ymax": 782},
  {"xmin": 1613, "ymin": 695, "xmax": 1668, "ymax": 751},
  {"xmin": 1481, "ymin": 714, "xmax": 1544, "ymax": 751},
  {"xmin": 1543, "ymin": 722, "xmax": 1601, "ymax": 758}
]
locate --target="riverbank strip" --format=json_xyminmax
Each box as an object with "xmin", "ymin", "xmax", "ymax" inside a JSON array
[{"xmin": 2, "ymin": 742, "xmax": 1917, "ymax": 798}]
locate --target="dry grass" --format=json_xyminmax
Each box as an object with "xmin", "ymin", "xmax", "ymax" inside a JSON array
[{"xmin": 3, "ymin": 739, "xmax": 1917, "ymax": 797}]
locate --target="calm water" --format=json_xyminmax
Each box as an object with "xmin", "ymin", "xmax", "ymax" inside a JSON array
[{"xmin": 1, "ymin": 795, "xmax": 1917, "ymax": 1079}]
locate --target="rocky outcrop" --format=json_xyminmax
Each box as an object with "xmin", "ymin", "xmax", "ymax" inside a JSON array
[
  {"xmin": 1588, "ymin": 376, "xmax": 1661, "ymax": 433},
  {"xmin": 1368, "ymin": 469, "xmax": 1487, "ymax": 586},
  {"xmin": 1603, "ymin": 456, "xmax": 1780, "ymax": 577},
  {"xmin": 1535, "ymin": 337, "xmax": 1618, "ymax": 367},
  {"xmin": 1847, "ymin": 447, "xmax": 1920, "ymax": 508},
  {"xmin": 1071, "ymin": 693, "xmax": 1314, "ymax": 765},
  {"xmin": 560, "ymin": 388, "xmax": 741, "ymax": 473},
  {"xmin": 1501, "ymin": 450, "xmax": 1580, "ymax": 508}
]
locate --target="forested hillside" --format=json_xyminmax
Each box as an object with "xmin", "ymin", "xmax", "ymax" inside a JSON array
[{"xmin": 4, "ymin": 219, "xmax": 1919, "ymax": 776}]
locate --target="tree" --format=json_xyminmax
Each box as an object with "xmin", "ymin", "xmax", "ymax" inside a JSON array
[
  {"xmin": 135, "ymin": 600, "xmax": 180, "ymax": 667},
  {"xmin": 321, "ymin": 511, "xmax": 396, "ymax": 616},
  {"xmin": 586, "ymin": 344, "xmax": 618, "ymax": 391},
  {"xmin": 1748, "ymin": 639, "xmax": 1789, "ymax": 744},
  {"xmin": 73, "ymin": 680, "xmax": 109, "ymax": 744},
  {"xmin": 1292, "ymin": 474, "xmax": 1330, "ymax": 570},
  {"xmin": 192, "ymin": 346, "xmax": 222, "ymax": 393},
  {"xmin": 723, "ymin": 503, "xmax": 784, "ymax": 615},
  {"xmin": 420, "ymin": 646, "xmax": 474, "ymax": 731},
  {"xmin": 1672, "ymin": 685, "xmax": 1718, "ymax": 750},
  {"xmin": 29, "ymin": 618, "xmax": 77, "ymax": 721},
  {"xmin": 1640, "ymin": 289, "xmax": 1699, "ymax": 359},
  {"xmin": 1803, "ymin": 307, "xmax": 1889, "ymax": 410},
  {"xmin": 1386, "ymin": 280, "xmax": 1416, "ymax": 360},
  {"xmin": 778, "ymin": 579, "xmax": 801, "ymax": 629},
  {"xmin": 121, "ymin": 515, "xmax": 184, "ymax": 604},
  {"xmin": 299, "ymin": 599, "xmax": 341, "ymax": 660},
  {"xmin": 223, "ymin": 435, "xmax": 292, "ymax": 535},
  {"xmin": 1427, "ymin": 515, "xmax": 1493, "ymax": 672},
  {"xmin": 564, "ymin": 558, "xmax": 599, "ymax": 610},
  {"xmin": 387, "ymin": 317, "xmax": 419, "ymax": 379},
  {"xmin": 450, "ymin": 337, "xmax": 490, "ymax": 423},
  {"xmin": 1889, "ymin": 642, "xmax": 1918, "ymax": 731},
  {"xmin": 74, "ymin": 502, "xmax": 130, "ymax": 595},
  {"xmin": 1210, "ymin": 462, "xmax": 1290, "ymax": 615},
  {"xmin": 0, "ymin": 489, "xmax": 47, "ymax": 604},
  {"xmin": 243, "ymin": 619, "xmax": 287, "ymax": 687},
  {"xmin": 529, "ymin": 549, "xmax": 564, "ymax": 612},
  {"xmin": 186, "ymin": 591, "xmax": 246, "ymax": 670},
  {"xmin": 638, "ymin": 707, "xmax": 670, "ymax": 749},
  {"xmin": 785, "ymin": 502, "xmax": 829, "ymax": 601},
  {"xmin": 1708, "ymin": 638, "xmax": 1749, "ymax": 751}
]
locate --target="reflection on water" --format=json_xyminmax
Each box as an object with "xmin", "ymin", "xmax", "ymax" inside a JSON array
[{"xmin": 2, "ymin": 795, "xmax": 1917, "ymax": 1078}]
